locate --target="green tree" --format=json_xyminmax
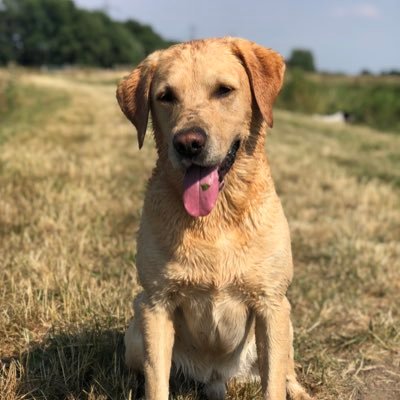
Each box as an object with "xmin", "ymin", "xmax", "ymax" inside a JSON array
[
  {"xmin": 287, "ymin": 49, "xmax": 316, "ymax": 72},
  {"xmin": 124, "ymin": 20, "xmax": 175, "ymax": 56},
  {"xmin": 0, "ymin": 0, "xmax": 163, "ymax": 67},
  {"xmin": 0, "ymin": 0, "xmax": 15, "ymax": 64}
]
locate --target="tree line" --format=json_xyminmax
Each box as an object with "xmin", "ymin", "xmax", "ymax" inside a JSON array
[{"xmin": 0, "ymin": 0, "xmax": 175, "ymax": 67}]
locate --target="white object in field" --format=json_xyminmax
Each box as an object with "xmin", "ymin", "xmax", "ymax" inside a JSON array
[{"xmin": 313, "ymin": 111, "xmax": 350, "ymax": 124}]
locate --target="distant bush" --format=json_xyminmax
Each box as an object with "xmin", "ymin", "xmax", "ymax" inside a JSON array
[
  {"xmin": 124, "ymin": 20, "xmax": 177, "ymax": 56},
  {"xmin": 0, "ymin": 0, "xmax": 173, "ymax": 67},
  {"xmin": 380, "ymin": 69, "xmax": 400, "ymax": 76},
  {"xmin": 277, "ymin": 70, "xmax": 400, "ymax": 133},
  {"xmin": 342, "ymin": 84, "xmax": 400, "ymax": 132},
  {"xmin": 277, "ymin": 70, "xmax": 322, "ymax": 113},
  {"xmin": 287, "ymin": 49, "xmax": 316, "ymax": 72}
]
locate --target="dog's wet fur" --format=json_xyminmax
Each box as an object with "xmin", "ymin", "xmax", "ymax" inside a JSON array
[{"xmin": 117, "ymin": 37, "xmax": 312, "ymax": 400}]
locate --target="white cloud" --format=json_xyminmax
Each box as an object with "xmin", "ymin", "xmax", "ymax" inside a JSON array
[{"xmin": 332, "ymin": 3, "xmax": 382, "ymax": 19}]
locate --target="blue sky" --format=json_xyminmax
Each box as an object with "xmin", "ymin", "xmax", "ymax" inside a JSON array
[{"xmin": 75, "ymin": 0, "xmax": 399, "ymax": 74}]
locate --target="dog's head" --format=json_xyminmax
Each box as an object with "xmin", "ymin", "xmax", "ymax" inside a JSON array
[{"xmin": 117, "ymin": 38, "xmax": 285, "ymax": 217}]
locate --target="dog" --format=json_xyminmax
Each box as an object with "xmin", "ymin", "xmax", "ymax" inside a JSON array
[{"xmin": 117, "ymin": 37, "xmax": 312, "ymax": 400}]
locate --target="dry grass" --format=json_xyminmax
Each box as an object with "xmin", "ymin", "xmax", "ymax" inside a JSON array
[{"xmin": 0, "ymin": 69, "xmax": 399, "ymax": 400}]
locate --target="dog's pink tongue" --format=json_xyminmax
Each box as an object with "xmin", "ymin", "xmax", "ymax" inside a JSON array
[{"xmin": 183, "ymin": 165, "xmax": 219, "ymax": 217}]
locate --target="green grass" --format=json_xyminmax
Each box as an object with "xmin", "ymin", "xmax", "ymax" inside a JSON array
[
  {"xmin": 271, "ymin": 112, "xmax": 400, "ymax": 188},
  {"xmin": 0, "ymin": 70, "xmax": 399, "ymax": 400},
  {"xmin": 0, "ymin": 70, "xmax": 70, "ymax": 145},
  {"xmin": 276, "ymin": 70, "xmax": 400, "ymax": 133}
]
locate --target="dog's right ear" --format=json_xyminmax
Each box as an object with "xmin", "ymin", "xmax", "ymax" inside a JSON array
[{"xmin": 116, "ymin": 53, "xmax": 159, "ymax": 149}]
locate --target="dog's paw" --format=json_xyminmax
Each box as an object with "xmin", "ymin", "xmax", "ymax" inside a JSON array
[{"xmin": 286, "ymin": 378, "xmax": 314, "ymax": 400}]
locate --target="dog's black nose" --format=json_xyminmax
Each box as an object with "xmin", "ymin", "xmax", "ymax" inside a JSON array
[{"xmin": 173, "ymin": 127, "xmax": 207, "ymax": 158}]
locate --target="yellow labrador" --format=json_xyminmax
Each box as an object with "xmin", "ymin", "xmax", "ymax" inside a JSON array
[{"xmin": 117, "ymin": 37, "xmax": 311, "ymax": 400}]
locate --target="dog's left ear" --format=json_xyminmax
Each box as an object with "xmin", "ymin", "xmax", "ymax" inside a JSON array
[
  {"xmin": 116, "ymin": 52, "xmax": 159, "ymax": 149},
  {"xmin": 231, "ymin": 39, "xmax": 285, "ymax": 128}
]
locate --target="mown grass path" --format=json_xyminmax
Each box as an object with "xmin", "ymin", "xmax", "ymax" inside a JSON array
[{"xmin": 1, "ymin": 71, "xmax": 399, "ymax": 399}]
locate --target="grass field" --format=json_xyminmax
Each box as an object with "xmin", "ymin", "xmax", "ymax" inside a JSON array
[
  {"xmin": 276, "ymin": 70, "xmax": 400, "ymax": 133},
  {"xmin": 0, "ymin": 69, "xmax": 399, "ymax": 400}
]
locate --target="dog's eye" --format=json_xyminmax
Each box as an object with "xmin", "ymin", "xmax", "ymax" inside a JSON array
[
  {"xmin": 214, "ymin": 85, "xmax": 234, "ymax": 98},
  {"xmin": 157, "ymin": 88, "xmax": 176, "ymax": 103}
]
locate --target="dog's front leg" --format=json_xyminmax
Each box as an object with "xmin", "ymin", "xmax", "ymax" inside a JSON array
[
  {"xmin": 255, "ymin": 297, "xmax": 291, "ymax": 400},
  {"xmin": 141, "ymin": 300, "xmax": 174, "ymax": 400}
]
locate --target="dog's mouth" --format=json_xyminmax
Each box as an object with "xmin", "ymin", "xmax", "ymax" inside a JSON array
[
  {"xmin": 182, "ymin": 140, "xmax": 241, "ymax": 218},
  {"xmin": 217, "ymin": 139, "xmax": 241, "ymax": 184}
]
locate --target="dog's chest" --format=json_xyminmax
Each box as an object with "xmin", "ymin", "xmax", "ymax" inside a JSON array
[
  {"xmin": 159, "ymin": 226, "xmax": 273, "ymax": 305},
  {"xmin": 165, "ymin": 229, "xmax": 258, "ymax": 288},
  {"xmin": 173, "ymin": 289, "xmax": 253, "ymax": 356},
  {"xmin": 166, "ymin": 244, "xmax": 257, "ymax": 357}
]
